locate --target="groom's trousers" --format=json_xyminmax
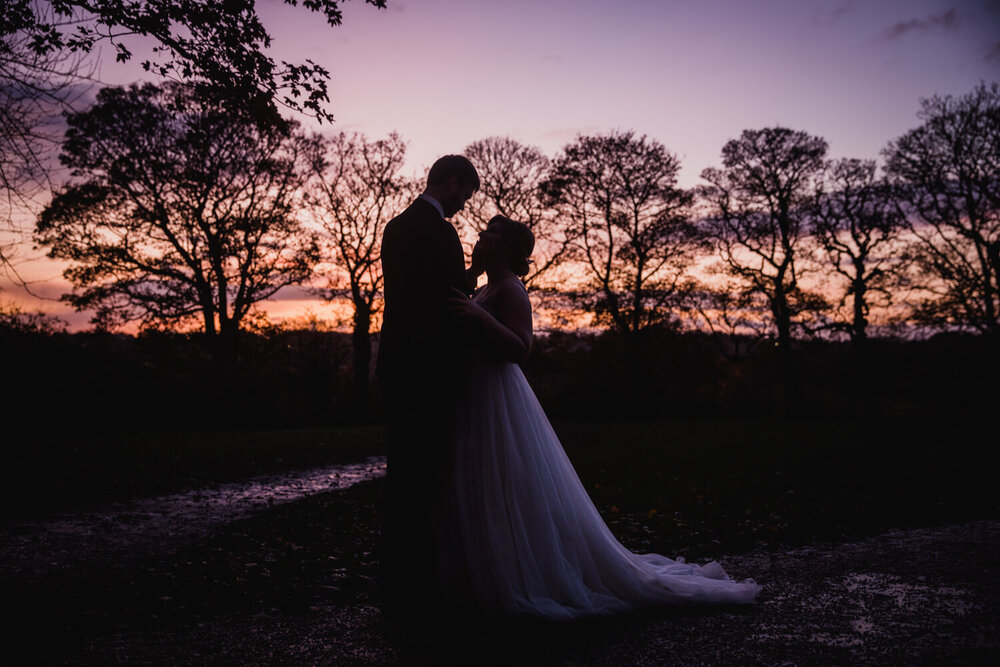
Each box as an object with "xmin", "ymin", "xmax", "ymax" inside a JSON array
[{"xmin": 379, "ymin": 373, "xmax": 458, "ymax": 613}]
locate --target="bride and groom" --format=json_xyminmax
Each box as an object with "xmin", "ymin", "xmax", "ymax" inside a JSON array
[{"xmin": 377, "ymin": 155, "xmax": 760, "ymax": 620}]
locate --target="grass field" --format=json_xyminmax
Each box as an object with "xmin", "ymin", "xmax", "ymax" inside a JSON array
[
  {"xmin": 555, "ymin": 418, "xmax": 998, "ymax": 557},
  {"xmin": 2, "ymin": 426, "xmax": 389, "ymax": 518},
  {"xmin": 5, "ymin": 417, "xmax": 996, "ymax": 545}
]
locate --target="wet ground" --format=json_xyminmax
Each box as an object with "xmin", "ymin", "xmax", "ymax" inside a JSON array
[
  {"xmin": 1, "ymin": 457, "xmax": 386, "ymax": 568},
  {"xmin": 2, "ymin": 461, "xmax": 996, "ymax": 665}
]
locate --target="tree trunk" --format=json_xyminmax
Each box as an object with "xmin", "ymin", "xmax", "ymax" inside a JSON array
[
  {"xmin": 603, "ymin": 284, "xmax": 626, "ymax": 333},
  {"xmin": 632, "ymin": 284, "xmax": 642, "ymax": 333},
  {"xmin": 773, "ymin": 284, "xmax": 792, "ymax": 352},
  {"xmin": 771, "ymin": 275, "xmax": 794, "ymax": 414},
  {"xmin": 985, "ymin": 242, "xmax": 1000, "ymax": 336},
  {"xmin": 201, "ymin": 302, "xmax": 217, "ymax": 337},
  {"xmin": 852, "ymin": 274, "xmax": 868, "ymax": 348},
  {"xmin": 351, "ymin": 301, "xmax": 372, "ymax": 419},
  {"xmin": 219, "ymin": 315, "xmax": 240, "ymax": 357}
]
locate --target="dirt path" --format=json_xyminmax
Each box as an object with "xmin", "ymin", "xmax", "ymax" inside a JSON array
[{"xmin": 1, "ymin": 456, "xmax": 386, "ymax": 575}]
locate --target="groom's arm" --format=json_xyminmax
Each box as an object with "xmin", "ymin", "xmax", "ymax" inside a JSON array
[
  {"xmin": 447, "ymin": 281, "xmax": 533, "ymax": 363},
  {"xmin": 464, "ymin": 263, "xmax": 485, "ymax": 295}
]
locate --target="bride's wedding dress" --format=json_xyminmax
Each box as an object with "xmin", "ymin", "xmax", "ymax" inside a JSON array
[{"xmin": 452, "ymin": 352, "xmax": 761, "ymax": 620}]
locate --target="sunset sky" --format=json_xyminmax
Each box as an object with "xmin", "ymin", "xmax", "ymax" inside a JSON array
[{"xmin": 4, "ymin": 0, "xmax": 999, "ymax": 328}]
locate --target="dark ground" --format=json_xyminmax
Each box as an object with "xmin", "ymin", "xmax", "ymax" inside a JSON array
[
  {"xmin": 2, "ymin": 419, "xmax": 998, "ymax": 665},
  {"xmin": 2, "ymin": 478, "xmax": 997, "ymax": 666}
]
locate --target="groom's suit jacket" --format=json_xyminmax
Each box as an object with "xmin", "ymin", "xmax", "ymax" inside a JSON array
[
  {"xmin": 378, "ymin": 198, "xmax": 472, "ymax": 607},
  {"xmin": 377, "ymin": 197, "xmax": 472, "ymax": 389}
]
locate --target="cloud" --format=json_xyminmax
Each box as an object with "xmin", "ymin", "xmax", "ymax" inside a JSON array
[
  {"xmin": 810, "ymin": 0, "xmax": 858, "ymax": 27},
  {"xmin": 830, "ymin": 1, "xmax": 857, "ymax": 23},
  {"xmin": 986, "ymin": 41, "xmax": 1000, "ymax": 62},
  {"xmin": 883, "ymin": 8, "xmax": 957, "ymax": 40}
]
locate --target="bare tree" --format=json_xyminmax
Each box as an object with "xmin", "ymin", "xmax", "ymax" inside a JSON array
[
  {"xmin": 305, "ymin": 131, "xmax": 414, "ymax": 414},
  {"xmin": 35, "ymin": 83, "xmax": 319, "ymax": 348},
  {"xmin": 681, "ymin": 279, "xmax": 770, "ymax": 360},
  {"xmin": 461, "ymin": 136, "xmax": 571, "ymax": 288},
  {"xmin": 542, "ymin": 130, "xmax": 697, "ymax": 333},
  {"xmin": 811, "ymin": 159, "xmax": 906, "ymax": 345},
  {"xmin": 884, "ymin": 82, "xmax": 1000, "ymax": 336},
  {"xmin": 700, "ymin": 127, "xmax": 829, "ymax": 351}
]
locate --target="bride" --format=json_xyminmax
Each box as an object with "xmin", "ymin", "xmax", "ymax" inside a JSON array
[{"xmin": 446, "ymin": 215, "xmax": 761, "ymax": 620}]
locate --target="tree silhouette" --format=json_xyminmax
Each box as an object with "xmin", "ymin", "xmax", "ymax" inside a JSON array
[
  {"xmin": 542, "ymin": 130, "xmax": 697, "ymax": 333},
  {"xmin": 305, "ymin": 131, "xmax": 414, "ymax": 415},
  {"xmin": 682, "ymin": 282, "xmax": 769, "ymax": 360},
  {"xmin": 0, "ymin": 300, "xmax": 66, "ymax": 334},
  {"xmin": 3, "ymin": 0, "xmax": 384, "ymax": 283},
  {"xmin": 461, "ymin": 136, "xmax": 571, "ymax": 288},
  {"xmin": 4, "ymin": 0, "xmax": 386, "ymax": 125},
  {"xmin": 700, "ymin": 127, "xmax": 829, "ymax": 351},
  {"xmin": 1, "ymin": 2, "xmax": 93, "ymax": 277},
  {"xmin": 35, "ymin": 83, "xmax": 319, "ymax": 346},
  {"xmin": 811, "ymin": 159, "xmax": 906, "ymax": 346},
  {"xmin": 884, "ymin": 82, "xmax": 1000, "ymax": 336}
]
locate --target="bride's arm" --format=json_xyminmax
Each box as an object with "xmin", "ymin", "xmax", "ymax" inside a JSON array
[{"xmin": 448, "ymin": 281, "xmax": 533, "ymax": 363}]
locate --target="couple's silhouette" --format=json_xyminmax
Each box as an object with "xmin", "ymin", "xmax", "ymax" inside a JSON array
[{"xmin": 377, "ymin": 155, "xmax": 759, "ymax": 620}]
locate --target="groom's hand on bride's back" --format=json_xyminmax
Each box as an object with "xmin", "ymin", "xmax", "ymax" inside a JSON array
[{"xmin": 446, "ymin": 287, "xmax": 486, "ymax": 325}]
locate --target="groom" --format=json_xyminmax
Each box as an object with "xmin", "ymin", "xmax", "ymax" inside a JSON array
[{"xmin": 377, "ymin": 155, "xmax": 482, "ymax": 612}]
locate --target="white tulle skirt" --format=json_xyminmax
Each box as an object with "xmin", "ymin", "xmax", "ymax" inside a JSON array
[{"xmin": 453, "ymin": 362, "xmax": 761, "ymax": 620}]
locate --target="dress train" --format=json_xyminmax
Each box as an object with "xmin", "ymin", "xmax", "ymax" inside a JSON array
[{"xmin": 453, "ymin": 362, "xmax": 761, "ymax": 620}]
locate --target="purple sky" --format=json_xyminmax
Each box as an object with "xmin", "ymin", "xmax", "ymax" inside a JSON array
[
  {"xmin": 4, "ymin": 0, "xmax": 999, "ymax": 327},
  {"xmin": 253, "ymin": 0, "xmax": 999, "ymax": 186}
]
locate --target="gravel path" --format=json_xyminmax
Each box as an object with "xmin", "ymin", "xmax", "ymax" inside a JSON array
[{"xmin": 106, "ymin": 520, "xmax": 995, "ymax": 666}]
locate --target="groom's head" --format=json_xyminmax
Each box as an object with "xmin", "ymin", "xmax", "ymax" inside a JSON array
[{"xmin": 425, "ymin": 155, "xmax": 480, "ymax": 218}]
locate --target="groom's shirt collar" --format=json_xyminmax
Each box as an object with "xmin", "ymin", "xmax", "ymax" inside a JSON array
[{"xmin": 418, "ymin": 193, "xmax": 445, "ymax": 219}]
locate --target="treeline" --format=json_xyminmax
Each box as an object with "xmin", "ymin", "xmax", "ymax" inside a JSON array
[
  {"xmin": 6, "ymin": 81, "xmax": 997, "ymax": 411},
  {"xmin": 30, "ymin": 82, "xmax": 1000, "ymax": 346},
  {"xmin": 3, "ymin": 315, "xmax": 996, "ymax": 431}
]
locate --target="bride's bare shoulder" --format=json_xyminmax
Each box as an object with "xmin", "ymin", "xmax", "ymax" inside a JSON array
[{"xmin": 494, "ymin": 277, "xmax": 530, "ymax": 305}]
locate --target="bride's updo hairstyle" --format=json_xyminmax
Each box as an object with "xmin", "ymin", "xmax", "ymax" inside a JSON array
[{"xmin": 491, "ymin": 215, "xmax": 535, "ymax": 277}]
